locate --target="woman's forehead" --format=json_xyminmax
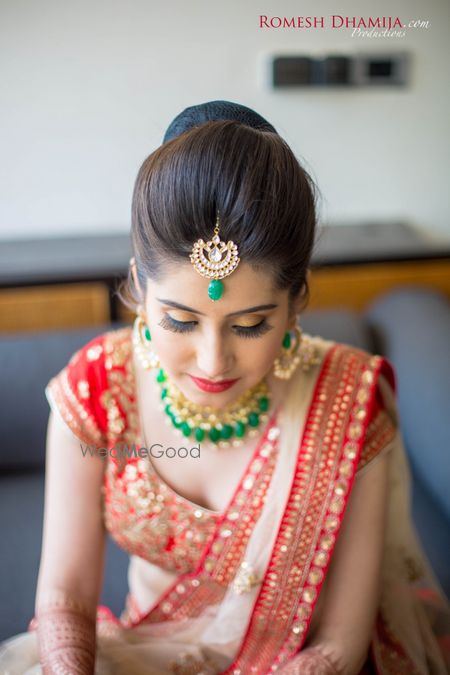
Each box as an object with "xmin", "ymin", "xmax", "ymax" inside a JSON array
[{"xmin": 146, "ymin": 261, "xmax": 283, "ymax": 315}]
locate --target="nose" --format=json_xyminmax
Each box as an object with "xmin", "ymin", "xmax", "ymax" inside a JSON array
[{"xmin": 195, "ymin": 328, "xmax": 234, "ymax": 380}]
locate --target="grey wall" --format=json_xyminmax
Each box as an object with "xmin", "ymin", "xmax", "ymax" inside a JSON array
[{"xmin": 0, "ymin": 0, "xmax": 448, "ymax": 239}]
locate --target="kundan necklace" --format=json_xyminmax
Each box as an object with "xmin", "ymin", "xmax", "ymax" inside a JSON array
[{"xmin": 157, "ymin": 371, "xmax": 271, "ymax": 449}]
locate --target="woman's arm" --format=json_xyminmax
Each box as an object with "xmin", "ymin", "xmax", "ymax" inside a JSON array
[
  {"xmin": 280, "ymin": 449, "xmax": 390, "ymax": 675},
  {"xmin": 35, "ymin": 409, "xmax": 107, "ymax": 674}
]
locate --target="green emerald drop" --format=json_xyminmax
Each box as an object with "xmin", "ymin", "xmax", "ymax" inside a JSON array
[
  {"xmin": 156, "ymin": 369, "xmax": 166, "ymax": 383},
  {"xmin": 248, "ymin": 412, "xmax": 260, "ymax": 427},
  {"xmin": 282, "ymin": 332, "xmax": 291, "ymax": 349},
  {"xmin": 208, "ymin": 279, "xmax": 224, "ymax": 301},
  {"xmin": 144, "ymin": 325, "xmax": 152, "ymax": 341}
]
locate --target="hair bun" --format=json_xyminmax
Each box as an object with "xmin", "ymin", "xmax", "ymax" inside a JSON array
[{"xmin": 162, "ymin": 99, "xmax": 278, "ymax": 143}]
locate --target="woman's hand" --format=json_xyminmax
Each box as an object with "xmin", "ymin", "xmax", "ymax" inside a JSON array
[
  {"xmin": 276, "ymin": 646, "xmax": 341, "ymax": 675},
  {"xmin": 37, "ymin": 604, "xmax": 96, "ymax": 675}
]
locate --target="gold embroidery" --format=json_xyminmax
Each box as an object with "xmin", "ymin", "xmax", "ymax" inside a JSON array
[
  {"xmin": 46, "ymin": 359, "xmax": 105, "ymax": 447},
  {"xmin": 372, "ymin": 610, "xmax": 423, "ymax": 674},
  {"xmin": 358, "ymin": 408, "xmax": 397, "ymax": 473},
  {"xmin": 77, "ymin": 380, "xmax": 90, "ymax": 400},
  {"xmin": 86, "ymin": 344, "xmax": 103, "ymax": 361}
]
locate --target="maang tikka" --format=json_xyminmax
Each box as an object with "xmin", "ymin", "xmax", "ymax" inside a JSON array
[{"xmin": 189, "ymin": 211, "xmax": 240, "ymax": 301}]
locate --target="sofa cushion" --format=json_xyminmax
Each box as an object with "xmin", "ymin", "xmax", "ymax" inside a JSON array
[
  {"xmin": 301, "ymin": 306, "xmax": 374, "ymax": 351},
  {"xmin": 0, "ymin": 323, "xmax": 128, "ymax": 471},
  {"xmin": 364, "ymin": 286, "xmax": 450, "ymax": 522},
  {"xmin": 0, "ymin": 470, "xmax": 129, "ymax": 641}
]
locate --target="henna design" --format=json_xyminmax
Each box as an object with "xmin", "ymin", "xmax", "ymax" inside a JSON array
[{"xmin": 36, "ymin": 590, "xmax": 97, "ymax": 675}]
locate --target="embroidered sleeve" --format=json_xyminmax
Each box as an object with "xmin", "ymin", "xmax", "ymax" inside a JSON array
[
  {"xmin": 357, "ymin": 368, "xmax": 398, "ymax": 476},
  {"xmin": 45, "ymin": 335, "xmax": 108, "ymax": 448}
]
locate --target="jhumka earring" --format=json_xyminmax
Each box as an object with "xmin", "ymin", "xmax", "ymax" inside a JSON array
[
  {"xmin": 132, "ymin": 305, "xmax": 160, "ymax": 370},
  {"xmin": 272, "ymin": 322, "xmax": 321, "ymax": 379},
  {"xmin": 189, "ymin": 211, "xmax": 240, "ymax": 301}
]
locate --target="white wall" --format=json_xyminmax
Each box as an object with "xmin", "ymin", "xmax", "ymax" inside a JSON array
[{"xmin": 0, "ymin": 0, "xmax": 449, "ymax": 240}]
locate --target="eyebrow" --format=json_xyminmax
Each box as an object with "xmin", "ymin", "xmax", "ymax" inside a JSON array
[{"xmin": 156, "ymin": 298, "xmax": 278, "ymax": 317}]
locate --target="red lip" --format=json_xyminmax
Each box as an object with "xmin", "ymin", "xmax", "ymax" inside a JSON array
[{"xmin": 189, "ymin": 375, "xmax": 240, "ymax": 393}]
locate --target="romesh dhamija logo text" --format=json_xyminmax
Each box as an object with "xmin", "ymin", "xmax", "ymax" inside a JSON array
[{"xmin": 259, "ymin": 15, "xmax": 404, "ymax": 29}]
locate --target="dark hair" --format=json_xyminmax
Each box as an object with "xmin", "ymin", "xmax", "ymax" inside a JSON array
[{"xmin": 118, "ymin": 119, "xmax": 318, "ymax": 315}]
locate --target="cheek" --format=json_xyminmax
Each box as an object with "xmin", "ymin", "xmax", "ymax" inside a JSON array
[
  {"xmin": 264, "ymin": 333, "xmax": 284, "ymax": 364},
  {"xmin": 241, "ymin": 332, "xmax": 283, "ymax": 370},
  {"xmin": 152, "ymin": 331, "xmax": 187, "ymax": 363}
]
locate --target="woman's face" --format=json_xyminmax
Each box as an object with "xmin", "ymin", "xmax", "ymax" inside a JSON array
[{"xmin": 140, "ymin": 261, "xmax": 299, "ymax": 409}]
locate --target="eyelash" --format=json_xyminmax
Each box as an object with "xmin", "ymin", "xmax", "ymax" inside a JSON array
[{"xmin": 158, "ymin": 315, "xmax": 272, "ymax": 339}]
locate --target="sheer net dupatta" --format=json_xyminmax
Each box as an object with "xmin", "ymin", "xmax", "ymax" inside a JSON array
[{"xmin": 372, "ymin": 375, "xmax": 450, "ymax": 675}]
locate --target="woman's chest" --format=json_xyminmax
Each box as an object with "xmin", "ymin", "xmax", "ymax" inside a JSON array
[
  {"xmin": 140, "ymin": 408, "xmax": 264, "ymax": 513},
  {"xmin": 103, "ymin": 408, "xmax": 280, "ymax": 574}
]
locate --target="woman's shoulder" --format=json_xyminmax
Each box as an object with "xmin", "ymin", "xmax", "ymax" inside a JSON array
[{"xmin": 45, "ymin": 325, "xmax": 134, "ymax": 447}]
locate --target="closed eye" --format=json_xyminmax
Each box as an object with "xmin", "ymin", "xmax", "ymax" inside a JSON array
[{"xmin": 158, "ymin": 315, "xmax": 273, "ymax": 339}]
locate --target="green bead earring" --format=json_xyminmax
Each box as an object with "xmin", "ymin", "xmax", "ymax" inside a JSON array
[
  {"xmin": 133, "ymin": 312, "xmax": 160, "ymax": 370},
  {"xmin": 272, "ymin": 323, "xmax": 320, "ymax": 379},
  {"xmin": 273, "ymin": 324, "xmax": 303, "ymax": 380},
  {"xmin": 282, "ymin": 331, "xmax": 291, "ymax": 349}
]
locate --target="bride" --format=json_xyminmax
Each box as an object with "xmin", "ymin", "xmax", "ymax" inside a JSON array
[{"xmin": 0, "ymin": 100, "xmax": 449, "ymax": 674}]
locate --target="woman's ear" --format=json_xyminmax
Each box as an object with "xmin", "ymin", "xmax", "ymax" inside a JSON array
[
  {"xmin": 130, "ymin": 257, "xmax": 144, "ymax": 297},
  {"xmin": 288, "ymin": 274, "xmax": 309, "ymax": 328}
]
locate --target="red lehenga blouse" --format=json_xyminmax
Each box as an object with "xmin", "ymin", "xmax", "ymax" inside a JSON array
[{"xmin": 1, "ymin": 326, "xmax": 449, "ymax": 674}]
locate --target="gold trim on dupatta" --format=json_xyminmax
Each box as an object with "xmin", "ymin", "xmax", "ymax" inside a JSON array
[{"xmin": 225, "ymin": 344, "xmax": 389, "ymax": 673}]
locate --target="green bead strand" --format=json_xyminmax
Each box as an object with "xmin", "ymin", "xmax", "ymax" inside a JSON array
[
  {"xmin": 208, "ymin": 427, "xmax": 221, "ymax": 443},
  {"xmin": 220, "ymin": 424, "xmax": 234, "ymax": 440},
  {"xmin": 234, "ymin": 421, "xmax": 246, "ymax": 438},
  {"xmin": 195, "ymin": 427, "xmax": 205, "ymax": 442},
  {"xmin": 258, "ymin": 396, "xmax": 269, "ymax": 412},
  {"xmin": 180, "ymin": 421, "xmax": 192, "ymax": 437},
  {"xmin": 248, "ymin": 412, "xmax": 259, "ymax": 427}
]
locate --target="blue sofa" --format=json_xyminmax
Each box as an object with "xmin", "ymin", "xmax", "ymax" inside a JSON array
[{"xmin": 0, "ymin": 285, "xmax": 449, "ymax": 642}]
